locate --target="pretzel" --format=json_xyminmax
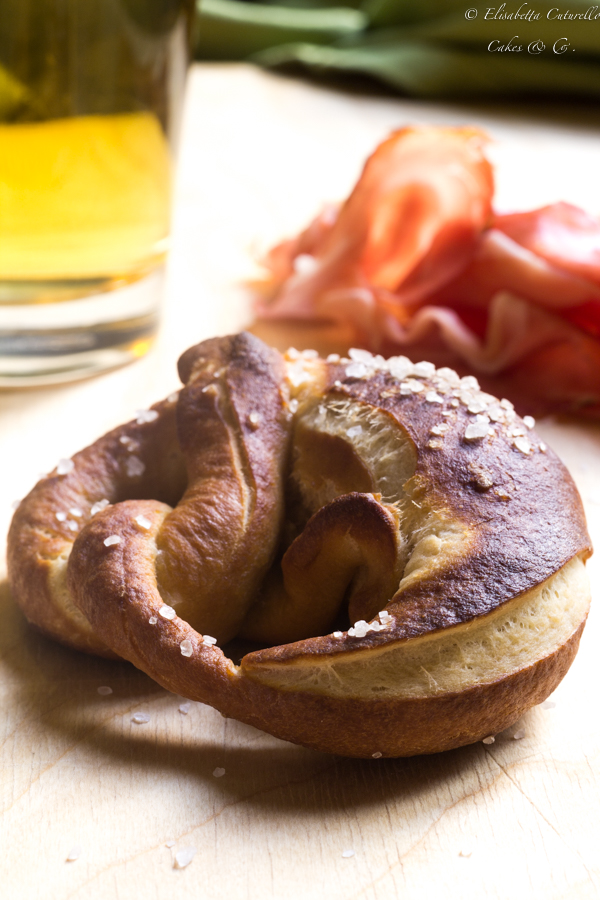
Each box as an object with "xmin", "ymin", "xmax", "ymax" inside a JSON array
[{"xmin": 8, "ymin": 333, "xmax": 592, "ymax": 757}]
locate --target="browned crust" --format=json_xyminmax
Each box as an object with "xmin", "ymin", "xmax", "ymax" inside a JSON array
[
  {"xmin": 251, "ymin": 366, "xmax": 591, "ymax": 666},
  {"xmin": 230, "ymin": 619, "xmax": 587, "ymax": 757},
  {"xmin": 62, "ymin": 496, "xmax": 589, "ymax": 756},
  {"xmin": 6, "ymin": 332, "xmax": 593, "ymax": 757},
  {"xmin": 6, "ymin": 397, "xmax": 186, "ymax": 656}
]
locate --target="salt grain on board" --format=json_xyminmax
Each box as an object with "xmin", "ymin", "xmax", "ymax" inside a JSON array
[
  {"xmin": 131, "ymin": 713, "xmax": 150, "ymax": 725},
  {"xmin": 174, "ymin": 847, "xmax": 196, "ymax": 869}
]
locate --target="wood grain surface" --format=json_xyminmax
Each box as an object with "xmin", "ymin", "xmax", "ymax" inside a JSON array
[{"xmin": 1, "ymin": 64, "xmax": 599, "ymax": 900}]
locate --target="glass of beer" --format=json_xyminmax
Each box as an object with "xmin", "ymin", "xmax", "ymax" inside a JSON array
[{"xmin": 0, "ymin": 0, "xmax": 196, "ymax": 385}]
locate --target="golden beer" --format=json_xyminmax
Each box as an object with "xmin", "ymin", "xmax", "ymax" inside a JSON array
[{"xmin": 0, "ymin": 0, "xmax": 195, "ymax": 383}]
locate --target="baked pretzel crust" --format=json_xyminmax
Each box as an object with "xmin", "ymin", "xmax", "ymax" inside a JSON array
[{"xmin": 8, "ymin": 333, "xmax": 592, "ymax": 757}]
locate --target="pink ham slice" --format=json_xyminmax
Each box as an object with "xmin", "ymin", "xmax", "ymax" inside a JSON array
[{"xmin": 254, "ymin": 129, "xmax": 600, "ymax": 417}]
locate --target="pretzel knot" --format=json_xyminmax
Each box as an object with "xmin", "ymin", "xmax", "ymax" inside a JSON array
[{"xmin": 8, "ymin": 333, "xmax": 592, "ymax": 757}]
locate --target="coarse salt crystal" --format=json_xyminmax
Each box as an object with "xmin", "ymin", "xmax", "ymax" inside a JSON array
[
  {"xmin": 66, "ymin": 846, "xmax": 82, "ymax": 862},
  {"xmin": 341, "ymin": 849, "xmax": 355, "ymax": 859},
  {"xmin": 346, "ymin": 425, "xmax": 363, "ymax": 438},
  {"xmin": 413, "ymin": 361, "xmax": 436, "ymax": 378},
  {"xmin": 213, "ymin": 767, "xmax": 225, "ymax": 778},
  {"xmin": 509, "ymin": 425, "xmax": 527, "ymax": 437},
  {"xmin": 56, "ymin": 458, "xmax": 74, "ymax": 475},
  {"xmin": 427, "ymin": 439, "xmax": 443, "ymax": 450},
  {"xmin": 202, "ymin": 635, "xmax": 217, "ymax": 646},
  {"xmin": 436, "ymin": 367, "xmax": 460, "ymax": 384},
  {"xmin": 460, "ymin": 375, "xmax": 480, "ymax": 391},
  {"xmin": 539, "ymin": 442, "xmax": 547, "ymax": 453},
  {"xmin": 159, "ymin": 605, "xmax": 176, "ymax": 620},
  {"xmin": 513, "ymin": 729, "xmax": 526, "ymax": 741},
  {"xmin": 487, "ymin": 405, "xmax": 505, "ymax": 422},
  {"xmin": 69, "ymin": 507, "xmax": 83, "ymax": 518},
  {"xmin": 131, "ymin": 713, "xmax": 150, "ymax": 724},
  {"xmin": 332, "ymin": 631, "xmax": 343, "ymax": 639},
  {"xmin": 287, "ymin": 362, "xmax": 311, "ymax": 387},
  {"xmin": 345, "ymin": 362, "xmax": 369, "ymax": 379},
  {"xmin": 286, "ymin": 347, "xmax": 300, "ymax": 359},
  {"xmin": 333, "ymin": 380, "xmax": 343, "ymax": 388},
  {"xmin": 248, "ymin": 411, "xmax": 261, "ymax": 428},
  {"xmin": 174, "ymin": 847, "xmax": 196, "ymax": 869},
  {"xmin": 513, "ymin": 437, "xmax": 532, "ymax": 455},
  {"xmin": 149, "ymin": 616, "xmax": 158, "ymax": 625},
  {"xmin": 103, "ymin": 535, "xmax": 120, "ymax": 547},
  {"xmin": 134, "ymin": 514, "xmax": 151, "ymax": 530},
  {"xmin": 348, "ymin": 620, "xmax": 370, "ymax": 638},
  {"xmin": 388, "ymin": 356, "xmax": 413, "ymax": 380},
  {"xmin": 372, "ymin": 751, "xmax": 383, "ymax": 759},
  {"xmin": 482, "ymin": 735, "xmax": 495, "ymax": 745},
  {"xmin": 467, "ymin": 398, "xmax": 488, "ymax": 414},
  {"xmin": 450, "ymin": 399, "xmax": 460, "ymax": 407},
  {"xmin": 301, "ymin": 349, "xmax": 319, "ymax": 361},
  {"xmin": 409, "ymin": 380, "xmax": 425, "ymax": 393},
  {"xmin": 378, "ymin": 610, "xmax": 393, "ymax": 625},
  {"xmin": 500, "ymin": 398, "xmax": 514, "ymax": 410},
  {"xmin": 464, "ymin": 422, "xmax": 489, "ymax": 442},
  {"xmin": 135, "ymin": 409, "xmax": 159, "ymax": 425},
  {"xmin": 91, "ymin": 499, "xmax": 110, "ymax": 516},
  {"xmin": 55, "ymin": 511, "xmax": 67, "ymax": 522},
  {"xmin": 523, "ymin": 415, "xmax": 535, "ymax": 429},
  {"xmin": 179, "ymin": 702, "xmax": 191, "ymax": 715},
  {"xmin": 180, "ymin": 640, "xmax": 193, "ymax": 657},
  {"xmin": 349, "ymin": 348, "xmax": 373, "ymax": 364},
  {"xmin": 125, "ymin": 456, "xmax": 145, "ymax": 478},
  {"xmin": 97, "ymin": 686, "xmax": 113, "ymax": 696},
  {"xmin": 430, "ymin": 424, "xmax": 449, "ymax": 435},
  {"xmin": 288, "ymin": 398, "xmax": 299, "ymax": 413},
  {"xmin": 326, "ymin": 353, "xmax": 340, "ymax": 363},
  {"xmin": 66, "ymin": 520, "xmax": 78, "ymax": 532},
  {"xmin": 425, "ymin": 391, "xmax": 443, "ymax": 404}
]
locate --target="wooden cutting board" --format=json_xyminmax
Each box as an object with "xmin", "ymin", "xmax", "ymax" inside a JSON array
[{"xmin": 0, "ymin": 64, "xmax": 599, "ymax": 900}]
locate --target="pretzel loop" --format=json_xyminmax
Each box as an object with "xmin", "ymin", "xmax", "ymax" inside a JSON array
[{"xmin": 8, "ymin": 332, "xmax": 592, "ymax": 757}]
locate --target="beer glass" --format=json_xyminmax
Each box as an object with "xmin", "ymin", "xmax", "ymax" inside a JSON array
[{"xmin": 0, "ymin": 0, "xmax": 196, "ymax": 384}]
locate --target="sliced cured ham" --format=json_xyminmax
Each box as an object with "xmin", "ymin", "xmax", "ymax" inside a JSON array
[{"xmin": 253, "ymin": 127, "xmax": 600, "ymax": 417}]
